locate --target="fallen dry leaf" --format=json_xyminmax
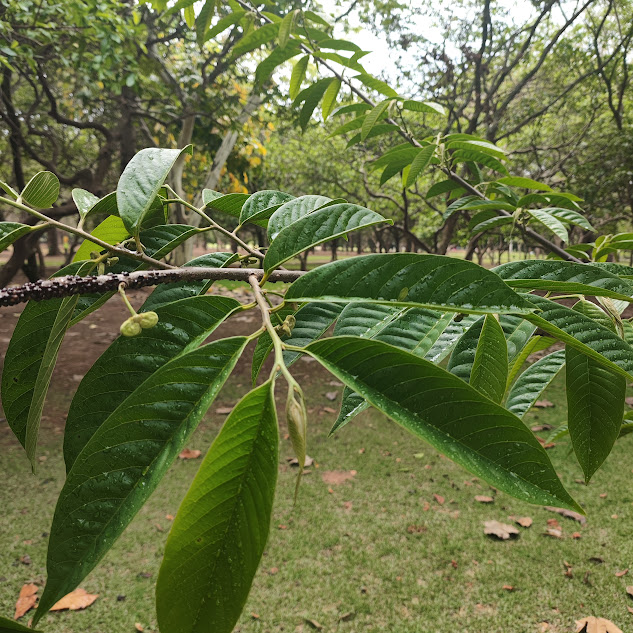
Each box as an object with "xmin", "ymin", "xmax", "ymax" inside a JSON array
[
  {"xmin": 572, "ymin": 532, "xmax": 582, "ymax": 539},
  {"xmin": 531, "ymin": 424, "xmax": 554, "ymax": 432},
  {"xmin": 342, "ymin": 501, "xmax": 353, "ymax": 512},
  {"xmin": 50, "ymin": 588, "xmax": 98, "ymax": 611},
  {"xmin": 165, "ymin": 514, "xmax": 174, "ymax": 521},
  {"xmin": 510, "ymin": 516, "xmax": 533, "ymax": 528},
  {"xmin": 626, "ymin": 586, "xmax": 633, "ymax": 598},
  {"xmin": 325, "ymin": 391, "xmax": 338, "ymax": 401},
  {"xmin": 407, "ymin": 524, "xmax": 427, "ymax": 534},
  {"xmin": 321, "ymin": 470, "xmax": 356, "ymax": 485},
  {"xmin": 544, "ymin": 528, "xmax": 563, "ymax": 539},
  {"xmin": 15, "ymin": 583, "xmax": 38, "ymax": 619},
  {"xmin": 589, "ymin": 556, "xmax": 605, "ymax": 564},
  {"xmin": 433, "ymin": 493, "xmax": 445, "ymax": 505},
  {"xmin": 304, "ymin": 619, "xmax": 323, "ymax": 631},
  {"xmin": 575, "ymin": 616, "xmax": 623, "ymax": 633},
  {"xmin": 178, "ymin": 448, "xmax": 201, "ymax": 460},
  {"xmin": 627, "ymin": 606, "xmax": 633, "ymax": 615},
  {"xmin": 600, "ymin": 493, "xmax": 608, "ymax": 499},
  {"xmin": 547, "ymin": 517, "xmax": 561, "ymax": 529},
  {"xmin": 322, "ymin": 406, "xmax": 336, "ymax": 414},
  {"xmin": 535, "ymin": 399, "xmax": 554, "ymax": 408},
  {"xmin": 475, "ymin": 495, "xmax": 494, "ymax": 503},
  {"xmin": 338, "ymin": 611, "xmax": 355, "ymax": 622},
  {"xmin": 215, "ymin": 406, "xmax": 233, "ymax": 415},
  {"xmin": 135, "ymin": 624, "xmax": 144, "ymax": 632},
  {"xmin": 502, "ymin": 584, "xmax": 515, "ymax": 591},
  {"xmin": 616, "ymin": 569, "xmax": 629, "ymax": 578},
  {"xmin": 484, "ymin": 520, "xmax": 519, "ymax": 540},
  {"xmin": 545, "ymin": 506, "xmax": 587, "ymax": 525}
]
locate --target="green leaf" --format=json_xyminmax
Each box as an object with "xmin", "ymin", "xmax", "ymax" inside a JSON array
[
  {"xmin": 264, "ymin": 203, "xmax": 388, "ymax": 272},
  {"xmin": 184, "ymin": 4, "xmax": 195, "ymax": 27},
  {"xmin": 447, "ymin": 317, "xmax": 484, "ymax": 382},
  {"xmin": 545, "ymin": 207, "xmax": 593, "ymax": 231},
  {"xmin": 494, "ymin": 260, "xmax": 633, "ymax": 302},
  {"xmin": 329, "ymin": 387, "xmax": 368, "ymax": 435},
  {"xmin": 496, "ymin": 176, "xmax": 551, "ymax": 191},
  {"xmin": 63, "ymin": 295, "xmax": 241, "ymax": 470},
  {"xmin": 451, "ymin": 150, "xmax": 508, "ymax": 174},
  {"xmin": 278, "ymin": 9, "xmax": 298, "ymax": 48},
  {"xmin": 425, "ymin": 314, "xmax": 481, "ymax": 362},
  {"xmin": 0, "ymin": 179, "xmax": 19, "ymax": 198},
  {"xmin": 328, "ymin": 115, "xmax": 366, "ymax": 137},
  {"xmin": 472, "ymin": 215, "xmax": 514, "ymax": 233},
  {"xmin": 371, "ymin": 146, "xmax": 420, "ymax": 171},
  {"xmin": 321, "ymin": 78, "xmax": 341, "ymax": 120},
  {"xmin": 196, "ymin": 0, "xmax": 216, "ymax": 46},
  {"xmin": 506, "ymin": 350, "xmax": 565, "ymax": 418},
  {"xmin": 232, "ymin": 21, "xmax": 281, "ymax": 59},
  {"xmin": 83, "ymin": 191, "xmax": 118, "ymax": 219},
  {"xmin": 501, "ymin": 315, "xmax": 537, "ymax": 365},
  {"xmin": 333, "ymin": 103, "xmax": 372, "ymax": 117},
  {"xmin": 447, "ymin": 139, "xmax": 506, "ymax": 158},
  {"xmin": 524, "ymin": 295, "xmax": 633, "ymax": 380},
  {"xmin": 354, "ymin": 73, "xmax": 399, "ymax": 98},
  {"xmin": 402, "ymin": 100, "xmax": 445, "ymax": 115},
  {"xmin": 71, "ymin": 188, "xmax": 99, "ymax": 219},
  {"xmin": 426, "ymin": 179, "xmax": 465, "ymax": 199},
  {"xmin": 0, "ymin": 222, "xmax": 31, "ymax": 252},
  {"xmin": 345, "ymin": 124, "xmax": 399, "ymax": 148},
  {"xmin": 205, "ymin": 10, "xmax": 245, "ymax": 40},
  {"xmin": 525, "ymin": 209, "xmax": 568, "ymax": 242},
  {"xmin": 21, "ymin": 171, "xmax": 60, "ymax": 208},
  {"xmin": 33, "ymin": 337, "xmax": 248, "ymax": 623},
  {"xmin": 299, "ymin": 78, "xmax": 335, "ymax": 130},
  {"xmin": 566, "ymin": 346, "xmax": 625, "ymax": 481},
  {"xmin": 470, "ymin": 315, "xmax": 508, "ymax": 403},
  {"xmin": 203, "ymin": 191, "xmax": 250, "ymax": 218},
  {"xmin": 117, "ymin": 146, "xmax": 192, "ymax": 236},
  {"xmin": 507, "ymin": 335, "xmax": 555, "ymax": 387},
  {"xmin": 156, "ymin": 380, "xmax": 278, "ymax": 633},
  {"xmin": 307, "ymin": 337, "xmax": 582, "ymax": 512},
  {"xmin": 0, "ymin": 615, "xmax": 42, "ymax": 632},
  {"xmin": 239, "ymin": 190, "xmax": 294, "ymax": 226},
  {"xmin": 289, "ymin": 55, "xmax": 309, "ymax": 100},
  {"xmin": 404, "ymin": 145, "xmax": 436, "ymax": 187},
  {"xmin": 255, "ymin": 40, "xmax": 301, "ymax": 87},
  {"xmin": 267, "ymin": 194, "xmax": 332, "ymax": 240},
  {"xmin": 286, "ymin": 253, "xmax": 536, "ymax": 315},
  {"xmin": 361, "ymin": 99, "xmax": 392, "ymax": 141},
  {"xmin": 303, "ymin": 9, "xmax": 331, "ymax": 28},
  {"xmin": 141, "ymin": 252, "xmax": 238, "ymax": 311}
]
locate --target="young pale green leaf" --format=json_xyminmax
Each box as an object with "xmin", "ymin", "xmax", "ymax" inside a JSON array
[
  {"xmin": 404, "ymin": 145, "xmax": 436, "ymax": 187},
  {"xmin": 470, "ymin": 315, "xmax": 508, "ymax": 403},
  {"xmin": 321, "ymin": 78, "xmax": 341, "ymax": 120},
  {"xmin": 71, "ymin": 188, "xmax": 99, "ymax": 219},
  {"xmin": 524, "ymin": 295, "xmax": 633, "ymax": 380},
  {"xmin": 156, "ymin": 380, "xmax": 278, "ymax": 633},
  {"xmin": 239, "ymin": 190, "xmax": 294, "ymax": 226},
  {"xmin": 0, "ymin": 615, "xmax": 42, "ymax": 633},
  {"xmin": 506, "ymin": 335, "xmax": 556, "ymax": 387},
  {"xmin": 566, "ymin": 346, "xmax": 625, "ymax": 482},
  {"xmin": 496, "ymin": 176, "xmax": 551, "ymax": 191},
  {"xmin": 506, "ymin": 350, "xmax": 565, "ymax": 418},
  {"xmin": 205, "ymin": 10, "xmax": 245, "ymax": 41},
  {"xmin": 264, "ymin": 203, "xmax": 389, "ymax": 272},
  {"xmin": 278, "ymin": 9, "xmax": 298, "ymax": 47},
  {"xmin": 354, "ymin": 73, "xmax": 399, "ymax": 98},
  {"xmin": 299, "ymin": 78, "xmax": 336, "ymax": 130},
  {"xmin": 494, "ymin": 260, "xmax": 633, "ymax": 301},
  {"xmin": 402, "ymin": 100, "xmax": 445, "ymax": 115},
  {"xmin": 196, "ymin": 0, "xmax": 216, "ymax": 46},
  {"xmin": 184, "ymin": 3, "xmax": 195, "ymax": 27},
  {"xmin": 63, "ymin": 295, "xmax": 241, "ymax": 470},
  {"xmin": 0, "ymin": 222, "xmax": 31, "ymax": 252},
  {"xmin": 361, "ymin": 99, "xmax": 392, "ymax": 141},
  {"xmin": 267, "ymin": 194, "xmax": 333, "ymax": 240},
  {"xmin": 117, "ymin": 146, "xmax": 192, "ymax": 235},
  {"xmin": 289, "ymin": 54, "xmax": 309, "ymax": 100},
  {"xmin": 83, "ymin": 191, "xmax": 118, "ymax": 219},
  {"xmin": 0, "ymin": 179, "xmax": 19, "ymax": 198},
  {"xmin": 286, "ymin": 253, "xmax": 536, "ymax": 314},
  {"xmin": 525, "ymin": 209, "xmax": 568, "ymax": 242},
  {"xmin": 255, "ymin": 41, "xmax": 301, "ymax": 87},
  {"xmin": 21, "ymin": 171, "xmax": 60, "ymax": 208},
  {"xmin": 231, "ymin": 21, "xmax": 280, "ymax": 58},
  {"xmin": 306, "ymin": 336, "xmax": 582, "ymax": 512},
  {"xmin": 33, "ymin": 337, "xmax": 248, "ymax": 624}
]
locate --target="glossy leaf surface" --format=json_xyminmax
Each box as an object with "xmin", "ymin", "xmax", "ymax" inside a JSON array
[{"xmin": 470, "ymin": 315, "xmax": 508, "ymax": 403}]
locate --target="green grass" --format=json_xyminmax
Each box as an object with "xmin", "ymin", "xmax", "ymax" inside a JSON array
[{"xmin": 2, "ymin": 369, "xmax": 633, "ymax": 633}]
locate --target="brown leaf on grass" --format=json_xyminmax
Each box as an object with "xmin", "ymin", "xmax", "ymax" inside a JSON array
[
  {"xmin": 626, "ymin": 586, "xmax": 633, "ymax": 599},
  {"xmin": 545, "ymin": 506, "xmax": 587, "ymax": 525},
  {"xmin": 547, "ymin": 518, "xmax": 561, "ymax": 529},
  {"xmin": 342, "ymin": 501, "xmax": 353, "ymax": 512},
  {"xmin": 544, "ymin": 528, "xmax": 563, "ymax": 539},
  {"xmin": 321, "ymin": 470, "xmax": 356, "ymax": 485},
  {"xmin": 304, "ymin": 618, "xmax": 323, "ymax": 630},
  {"xmin": 531, "ymin": 424, "xmax": 554, "ymax": 432},
  {"xmin": 475, "ymin": 495, "xmax": 494, "ymax": 503},
  {"xmin": 178, "ymin": 448, "xmax": 201, "ymax": 460},
  {"xmin": 502, "ymin": 584, "xmax": 515, "ymax": 591},
  {"xmin": 509, "ymin": 516, "xmax": 533, "ymax": 528},
  {"xmin": 572, "ymin": 532, "xmax": 582, "ymax": 539},
  {"xmin": 433, "ymin": 493, "xmax": 445, "ymax": 505},
  {"xmin": 338, "ymin": 611, "xmax": 355, "ymax": 622},
  {"xmin": 321, "ymin": 406, "xmax": 336, "ymax": 414},
  {"xmin": 325, "ymin": 391, "xmax": 338, "ymax": 401},
  {"xmin": 15, "ymin": 583, "xmax": 38, "ymax": 619},
  {"xmin": 287, "ymin": 455, "xmax": 314, "ymax": 467},
  {"xmin": 135, "ymin": 624, "xmax": 144, "ymax": 632},
  {"xmin": 535, "ymin": 399, "xmax": 554, "ymax": 408},
  {"xmin": 165, "ymin": 514, "xmax": 174, "ymax": 521},
  {"xmin": 215, "ymin": 406, "xmax": 233, "ymax": 415},
  {"xmin": 50, "ymin": 588, "xmax": 98, "ymax": 611},
  {"xmin": 626, "ymin": 396, "xmax": 633, "ymax": 407},
  {"xmin": 575, "ymin": 616, "xmax": 623, "ymax": 633},
  {"xmin": 589, "ymin": 556, "xmax": 605, "ymax": 564},
  {"xmin": 484, "ymin": 521, "xmax": 519, "ymax": 540},
  {"xmin": 406, "ymin": 525, "xmax": 427, "ymax": 534},
  {"xmin": 600, "ymin": 493, "xmax": 608, "ymax": 498},
  {"xmin": 627, "ymin": 606, "xmax": 633, "ymax": 615},
  {"xmin": 617, "ymin": 569, "xmax": 630, "ymax": 578}
]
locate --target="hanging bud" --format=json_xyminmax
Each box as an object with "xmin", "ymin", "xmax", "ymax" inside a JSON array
[
  {"xmin": 120, "ymin": 317, "xmax": 142, "ymax": 337},
  {"xmin": 137, "ymin": 311, "xmax": 159, "ymax": 329},
  {"xmin": 281, "ymin": 314, "xmax": 296, "ymax": 337}
]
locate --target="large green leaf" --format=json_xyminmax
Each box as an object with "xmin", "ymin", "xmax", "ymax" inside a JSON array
[
  {"xmin": 566, "ymin": 346, "xmax": 625, "ymax": 482},
  {"xmin": 255, "ymin": 40, "xmax": 301, "ymax": 87},
  {"xmin": 506, "ymin": 350, "xmax": 565, "ymax": 418},
  {"xmin": 447, "ymin": 318, "xmax": 484, "ymax": 383},
  {"xmin": 526, "ymin": 209, "xmax": 569, "ymax": 242},
  {"xmin": 523, "ymin": 295, "xmax": 633, "ymax": 380},
  {"xmin": 470, "ymin": 315, "xmax": 508, "ymax": 403},
  {"xmin": 73, "ymin": 215, "xmax": 129, "ymax": 262},
  {"xmin": 506, "ymin": 335, "xmax": 556, "ymax": 387},
  {"xmin": 140, "ymin": 252, "xmax": 238, "ymax": 311},
  {"xmin": 231, "ymin": 21, "xmax": 280, "ymax": 59},
  {"xmin": 33, "ymin": 337, "xmax": 248, "ymax": 623},
  {"xmin": 267, "ymin": 195, "xmax": 333, "ymax": 240},
  {"xmin": 71, "ymin": 188, "xmax": 99, "ymax": 219},
  {"xmin": 361, "ymin": 99, "xmax": 392, "ymax": 141},
  {"xmin": 501, "ymin": 315, "xmax": 537, "ymax": 364},
  {"xmin": 424, "ymin": 314, "xmax": 480, "ymax": 362},
  {"xmin": 239, "ymin": 190, "xmax": 294, "ymax": 226},
  {"xmin": 299, "ymin": 78, "xmax": 336, "ymax": 130},
  {"xmin": 286, "ymin": 254, "xmax": 536, "ymax": 314},
  {"xmin": 329, "ymin": 387, "xmax": 369, "ymax": 435},
  {"xmin": 306, "ymin": 337, "xmax": 581, "ymax": 512},
  {"xmin": 203, "ymin": 191, "xmax": 250, "ymax": 219},
  {"xmin": 289, "ymin": 55, "xmax": 309, "ymax": 100},
  {"xmin": 155, "ymin": 380, "xmax": 278, "ymax": 633},
  {"xmin": 0, "ymin": 615, "xmax": 41, "ymax": 632},
  {"xmin": 21, "ymin": 171, "xmax": 59, "ymax": 208},
  {"xmin": 117, "ymin": 146, "xmax": 192, "ymax": 235},
  {"xmin": 63, "ymin": 295, "xmax": 241, "ymax": 471},
  {"xmin": 264, "ymin": 204, "xmax": 388, "ymax": 272},
  {"xmin": 0, "ymin": 222, "xmax": 31, "ymax": 252},
  {"xmin": 494, "ymin": 260, "xmax": 633, "ymax": 301}
]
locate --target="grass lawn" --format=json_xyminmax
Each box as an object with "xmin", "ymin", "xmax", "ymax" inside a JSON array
[{"xmin": 2, "ymin": 357, "xmax": 633, "ymax": 633}]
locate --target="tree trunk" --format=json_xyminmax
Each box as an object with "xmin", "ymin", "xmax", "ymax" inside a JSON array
[{"xmin": 47, "ymin": 227, "xmax": 60, "ymax": 256}]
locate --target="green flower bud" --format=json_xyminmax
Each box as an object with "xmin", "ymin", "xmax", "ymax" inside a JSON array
[
  {"xmin": 137, "ymin": 311, "xmax": 159, "ymax": 329},
  {"xmin": 120, "ymin": 318, "xmax": 142, "ymax": 337}
]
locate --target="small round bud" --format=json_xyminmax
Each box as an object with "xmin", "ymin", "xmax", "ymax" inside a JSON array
[
  {"xmin": 120, "ymin": 318, "xmax": 142, "ymax": 337},
  {"xmin": 137, "ymin": 311, "xmax": 159, "ymax": 329}
]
